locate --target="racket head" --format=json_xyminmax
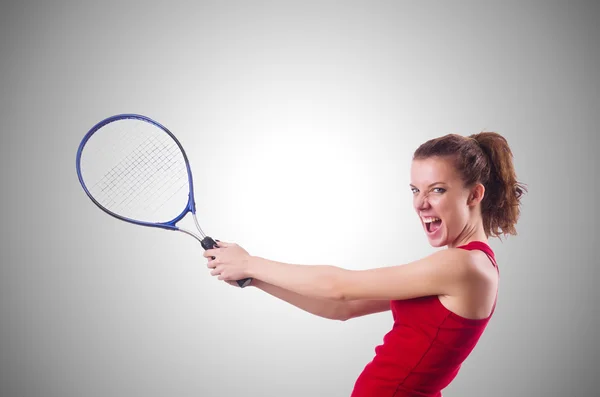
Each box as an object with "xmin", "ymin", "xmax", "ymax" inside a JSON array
[{"xmin": 76, "ymin": 114, "xmax": 196, "ymax": 230}]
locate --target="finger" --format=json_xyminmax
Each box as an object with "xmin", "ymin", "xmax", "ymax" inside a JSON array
[
  {"xmin": 215, "ymin": 240, "xmax": 230, "ymax": 248},
  {"xmin": 205, "ymin": 256, "xmax": 219, "ymax": 266},
  {"xmin": 203, "ymin": 248, "xmax": 220, "ymax": 258}
]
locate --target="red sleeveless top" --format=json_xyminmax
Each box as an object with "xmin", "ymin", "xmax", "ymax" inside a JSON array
[{"xmin": 351, "ymin": 241, "xmax": 499, "ymax": 397}]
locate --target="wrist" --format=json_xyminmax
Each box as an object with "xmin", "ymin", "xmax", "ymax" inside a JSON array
[{"xmin": 246, "ymin": 255, "xmax": 263, "ymax": 279}]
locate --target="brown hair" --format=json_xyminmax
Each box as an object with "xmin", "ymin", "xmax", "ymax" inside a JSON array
[{"xmin": 413, "ymin": 132, "xmax": 527, "ymax": 239}]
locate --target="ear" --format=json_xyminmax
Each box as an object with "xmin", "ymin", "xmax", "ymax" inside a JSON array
[{"xmin": 467, "ymin": 183, "xmax": 485, "ymax": 207}]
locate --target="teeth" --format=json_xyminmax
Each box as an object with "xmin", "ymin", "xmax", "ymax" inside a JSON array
[{"xmin": 422, "ymin": 217, "xmax": 441, "ymax": 223}]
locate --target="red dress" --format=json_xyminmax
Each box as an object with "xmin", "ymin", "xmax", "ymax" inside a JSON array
[{"xmin": 350, "ymin": 241, "xmax": 499, "ymax": 397}]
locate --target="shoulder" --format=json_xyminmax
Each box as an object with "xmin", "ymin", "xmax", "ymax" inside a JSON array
[
  {"xmin": 421, "ymin": 247, "xmax": 476, "ymax": 275},
  {"xmin": 451, "ymin": 248, "xmax": 498, "ymax": 289},
  {"xmin": 425, "ymin": 248, "xmax": 494, "ymax": 292}
]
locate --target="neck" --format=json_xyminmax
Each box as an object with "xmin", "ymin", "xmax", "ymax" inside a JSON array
[{"xmin": 448, "ymin": 219, "xmax": 488, "ymax": 249}]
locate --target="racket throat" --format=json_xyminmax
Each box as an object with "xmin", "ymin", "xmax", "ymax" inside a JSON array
[{"xmin": 192, "ymin": 212, "xmax": 207, "ymax": 238}]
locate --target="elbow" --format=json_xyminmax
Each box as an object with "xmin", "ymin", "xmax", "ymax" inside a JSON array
[
  {"xmin": 325, "ymin": 277, "xmax": 348, "ymax": 302},
  {"xmin": 328, "ymin": 288, "xmax": 346, "ymax": 302},
  {"xmin": 325, "ymin": 310, "xmax": 350, "ymax": 322},
  {"xmin": 326, "ymin": 269, "xmax": 353, "ymax": 302},
  {"xmin": 336, "ymin": 311, "xmax": 352, "ymax": 322},
  {"xmin": 332, "ymin": 302, "xmax": 352, "ymax": 321}
]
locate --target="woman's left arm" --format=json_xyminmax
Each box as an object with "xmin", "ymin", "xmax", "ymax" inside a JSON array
[{"xmin": 205, "ymin": 242, "xmax": 479, "ymax": 301}]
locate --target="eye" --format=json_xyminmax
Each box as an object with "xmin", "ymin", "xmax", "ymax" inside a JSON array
[
  {"xmin": 432, "ymin": 187, "xmax": 446, "ymax": 193},
  {"xmin": 411, "ymin": 187, "xmax": 419, "ymax": 194}
]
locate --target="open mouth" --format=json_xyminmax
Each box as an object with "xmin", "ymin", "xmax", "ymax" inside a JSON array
[{"xmin": 424, "ymin": 217, "xmax": 442, "ymax": 234}]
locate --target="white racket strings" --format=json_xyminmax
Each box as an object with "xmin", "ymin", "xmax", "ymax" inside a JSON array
[{"xmin": 79, "ymin": 119, "xmax": 190, "ymax": 223}]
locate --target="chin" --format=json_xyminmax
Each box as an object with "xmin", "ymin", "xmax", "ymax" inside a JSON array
[
  {"xmin": 425, "ymin": 231, "xmax": 449, "ymax": 248},
  {"xmin": 428, "ymin": 240, "xmax": 446, "ymax": 248}
]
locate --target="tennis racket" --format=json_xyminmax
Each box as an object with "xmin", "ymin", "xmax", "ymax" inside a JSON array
[{"xmin": 76, "ymin": 113, "xmax": 252, "ymax": 288}]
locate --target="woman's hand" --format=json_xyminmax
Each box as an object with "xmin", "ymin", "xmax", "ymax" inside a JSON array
[{"xmin": 204, "ymin": 241, "xmax": 253, "ymax": 282}]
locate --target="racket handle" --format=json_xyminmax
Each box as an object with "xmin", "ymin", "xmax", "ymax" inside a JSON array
[{"xmin": 201, "ymin": 236, "xmax": 253, "ymax": 288}]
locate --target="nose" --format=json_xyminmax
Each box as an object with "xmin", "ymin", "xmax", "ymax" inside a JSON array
[{"xmin": 415, "ymin": 193, "xmax": 431, "ymax": 211}]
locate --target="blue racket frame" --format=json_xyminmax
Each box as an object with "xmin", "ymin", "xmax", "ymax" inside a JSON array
[{"xmin": 76, "ymin": 113, "xmax": 197, "ymax": 232}]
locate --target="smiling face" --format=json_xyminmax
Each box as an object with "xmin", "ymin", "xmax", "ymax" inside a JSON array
[{"xmin": 410, "ymin": 156, "xmax": 485, "ymax": 248}]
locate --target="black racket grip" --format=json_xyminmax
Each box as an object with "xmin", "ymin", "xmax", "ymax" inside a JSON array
[{"xmin": 201, "ymin": 236, "xmax": 252, "ymax": 288}]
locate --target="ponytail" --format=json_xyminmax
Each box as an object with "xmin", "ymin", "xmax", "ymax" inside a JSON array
[{"xmin": 469, "ymin": 132, "xmax": 527, "ymax": 238}]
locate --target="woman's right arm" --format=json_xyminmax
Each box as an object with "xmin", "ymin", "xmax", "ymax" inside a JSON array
[{"xmin": 250, "ymin": 279, "xmax": 390, "ymax": 321}]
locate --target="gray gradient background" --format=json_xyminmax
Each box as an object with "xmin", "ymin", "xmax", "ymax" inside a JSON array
[{"xmin": 0, "ymin": 1, "xmax": 598, "ymax": 396}]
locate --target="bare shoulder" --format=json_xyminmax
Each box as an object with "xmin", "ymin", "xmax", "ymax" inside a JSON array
[
  {"xmin": 466, "ymin": 249, "xmax": 498, "ymax": 281},
  {"xmin": 453, "ymin": 248, "xmax": 499, "ymax": 302},
  {"xmin": 439, "ymin": 247, "xmax": 498, "ymax": 293},
  {"xmin": 442, "ymin": 247, "xmax": 495, "ymax": 274},
  {"xmin": 438, "ymin": 248, "xmax": 499, "ymax": 319},
  {"xmin": 427, "ymin": 247, "xmax": 482, "ymax": 278}
]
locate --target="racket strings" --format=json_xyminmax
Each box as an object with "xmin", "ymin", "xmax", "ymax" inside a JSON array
[
  {"xmin": 92, "ymin": 137, "xmax": 163, "ymax": 204},
  {"xmin": 87, "ymin": 122, "xmax": 152, "ymax": 184},
  {"xmin": 104, "ymin": 137, "xmax": 168, "ymax": 198},
  {"xmin": 86, "ymin": 122, "xmax": 156, "ymax": 190},
  {"xmin": 95, "ymin": 138, "xmax": 187, "ymax": 216},
  {"xmin": 80, "ymin": 119, "xmax": 191, "ymax": 223},
  {"xmin": 125, "ymin": 143, "xmax": 188, "ymax": 212},
  {"xmin": 94, "ymin": 136, "xmax": 159, "ymax": 196}
]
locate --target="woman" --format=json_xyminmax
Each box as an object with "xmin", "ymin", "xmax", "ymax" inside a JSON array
[{"xmin": 204, "ymin": 132, "xmax": 526, "ymax": 397}]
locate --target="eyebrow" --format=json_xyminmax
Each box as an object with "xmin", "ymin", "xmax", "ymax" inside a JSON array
[{"xmin": 409, "ymin": 182, "xmax": 447, "ymax": 188}]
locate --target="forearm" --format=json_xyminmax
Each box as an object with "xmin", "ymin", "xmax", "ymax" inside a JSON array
[
  {"xmin": 248, "ymin": 257, "xmax": 349, "ymax": 300},
  {"xmin": 251, "ymin": 279, "xmax": 348, "ymax": 320}
]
